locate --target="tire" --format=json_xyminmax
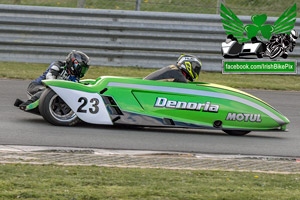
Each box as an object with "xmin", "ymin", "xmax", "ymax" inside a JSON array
[
  {"xmin": 39, "ymin": 88, "xmax": 80, "ymax": 126},
  {"xmin": 281, "ymin": 53, "xmax": 288, "ymax": 59},
  {"xmin": 223, "ymin": 130, "xmax": 250, "ymax": 136},
  {"xmin": 269, "ymin": 46, "xmax": 283, "ymax": 59},
  {"xmin": 257, "ymin": 53, "xmax": 263, "ymax": 58}
]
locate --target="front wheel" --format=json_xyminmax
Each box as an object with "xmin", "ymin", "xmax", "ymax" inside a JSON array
[
  {"xmin": 281, "ymin": 53, "xmax": 288, "ymax": 59},
  {"xmin": 223, "ymin": 130, "xmax": 250, "ymax": 136},
  {"xmin": 39, "ymin": 88, "xmax": 80, "ymax": 126},
  {"xmin": 257, "ymin": 53, "xmax": 263, "ymax": 58},
  {"xmin": 269, "ymin": 46, "xmax": 283, "ymax": 59}
]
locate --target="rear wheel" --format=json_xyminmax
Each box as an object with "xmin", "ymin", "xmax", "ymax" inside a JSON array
[
  {"xmin": 39, "ymin": 88, "xmax": 80, "ymax": 126},
  {"xmin": 223, "ymin": 130, "xmax": 250, "ymax": 136}
]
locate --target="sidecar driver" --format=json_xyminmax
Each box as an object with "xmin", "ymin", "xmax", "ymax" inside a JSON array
[
  {"xmin": 144, "ymin": 54, "xmax": 202, "ymax": 83},
  {"xmin": 16, "ymin": 50, "xmax": 90, "ymax": 110}
]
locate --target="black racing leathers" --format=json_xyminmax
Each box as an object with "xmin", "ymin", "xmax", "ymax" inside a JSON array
[
  {"xmin": 27, "ymin": 61, "xmax": 69, "ymax": 97},
  {"xmin": 144, "ymin": 65, "xmax": 188, "ymax": 83},
  {"xmin": 20, "ymin": 61, "xmax": 77, "ymax": 109}
]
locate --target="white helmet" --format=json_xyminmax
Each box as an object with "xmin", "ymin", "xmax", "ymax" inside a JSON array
[{"xmin": 290, "ymin": 29, "xmax": 298, "ymax": 42}]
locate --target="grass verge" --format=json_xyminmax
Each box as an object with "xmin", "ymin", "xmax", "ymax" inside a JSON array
[
  {"xmin": 1, "ymin": 163, "xmax": 300, "ymax": 200},
  {"xmin": 1, "ymin": 62, "xmax": 300, "ymax": 91},
  {"xmin": 0, "ymin": 0, "xmax": 297, "ymax": 17}
]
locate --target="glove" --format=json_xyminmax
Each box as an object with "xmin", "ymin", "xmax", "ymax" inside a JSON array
[{"xmin": 68, "ymin": 76, "xmax": 77, "ymax": 82}]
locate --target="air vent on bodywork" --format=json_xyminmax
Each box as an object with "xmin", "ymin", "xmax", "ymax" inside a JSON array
[
  {"xmin": 107, "ymin": 106, "xmax": 123, "ymax": 115},
  {"xmin": 100, "ymin": 88, "xmax": 108, "ymax": 94},
  {"xmin": 102, "ymin": 96, "xmax": 123, "ymax": 115},
  {"xmin": 102, "ymin": 96, "xmax": 117, "ymax": 106}
]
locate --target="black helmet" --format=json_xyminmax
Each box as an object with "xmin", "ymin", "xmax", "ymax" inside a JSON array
[
  {"xmin": 66, "ymin": 50, "xmax": 90, "ymax": 78},
  {"xmin": 177, "ymin": 54, "xmax": 202, "ymax": 82},
  {"xmin": 290, "ymin": 29, "xmax": 298, "ymax": 42}
]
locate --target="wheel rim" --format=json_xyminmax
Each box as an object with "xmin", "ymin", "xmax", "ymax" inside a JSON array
[
  {"xmin": 270, "ymin": 46, "xmax": 282, "ymax": 58},
  {"xmin": 49, "ymin": 94, "xmax": 76, "ymax": 122}
]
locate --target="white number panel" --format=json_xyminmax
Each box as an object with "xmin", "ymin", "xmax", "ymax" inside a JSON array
[{"xmin": 49, "ymin": 86, "xmax": 113, "ymax": 125}]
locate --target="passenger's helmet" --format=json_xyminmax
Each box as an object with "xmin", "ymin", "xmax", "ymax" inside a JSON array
[
  {"xmin": 177, "ymin": 54, "xmax": 202, "ymax": 82},
  {"xmin": 66, "ymin": 50, "xmax": 90, "ymax": 78},
  {"xmin": 290, "ymin": 29, "xmax": 299, "ymax": 42}
]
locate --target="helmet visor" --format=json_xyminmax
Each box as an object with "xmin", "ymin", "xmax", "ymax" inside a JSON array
[
  {"xmin": 292, "ymin": 34, "xmax": 297, "ymax": 39},
  {"xmin": 79, "ymin": 65, "xmax": 89, "ymax": 78},
  {"xmin": 73, "ymin": 60, "xmax": 89, "ymax": 78},
  {"xmin": 193, "ymin": 62, "xmax": 201, "ymax": 75}
]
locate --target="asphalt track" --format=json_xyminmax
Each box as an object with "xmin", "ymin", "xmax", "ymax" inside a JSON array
[{"xmin": 1, "ymin": 79, "xmax": 300, "ymax": 157}]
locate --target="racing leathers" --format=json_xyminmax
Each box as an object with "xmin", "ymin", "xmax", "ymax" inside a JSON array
[
  {"xmin": 144, "ymin": 65, "xmax": 188, "ymax": 83},
  {"xmin": 20, "ymin": 61, "xmax": 78, "ymax": 109}
]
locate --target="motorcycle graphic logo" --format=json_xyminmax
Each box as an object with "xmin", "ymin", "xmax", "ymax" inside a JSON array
[{"xmin": 220, "ymin": 3, "xmax": 298, "ymax": 59}]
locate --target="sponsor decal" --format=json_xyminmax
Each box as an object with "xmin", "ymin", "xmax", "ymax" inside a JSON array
[
  {"xmin": 226, "ymin": 112, "xmax": 262, "ymax": 122},
  {"xmin": 154, "ymin": 97, "xmax": 219, "ymax": 113}
]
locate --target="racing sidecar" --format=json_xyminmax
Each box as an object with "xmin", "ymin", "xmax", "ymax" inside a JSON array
[
  {"xmin": 222, "ymin": 37, "xmax": 266, "ymax": 58},
  {"xmin": 21, "ymin": 76, "xmax": 289, "ymax": 136}
]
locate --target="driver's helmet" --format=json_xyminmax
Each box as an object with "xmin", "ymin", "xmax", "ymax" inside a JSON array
[
  {"xmin": 177, "ymin": 54, "xmax": 202, "ymax": 82},
  {"xmin": 65, "ymin": 50, "xmax": 90, "ymax": 78},
  {"xmin": 290, "ymin": 29, "xmax": 299, "ymax": 42},
  {"xmin": 226, "ymin": 34, "xmax": 238, "ymax": 42}
]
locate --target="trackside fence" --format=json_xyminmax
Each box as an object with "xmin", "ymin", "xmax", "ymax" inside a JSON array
[{"xmin": 0, "ymin": 4, "xmax": 299, "ymax": 72}]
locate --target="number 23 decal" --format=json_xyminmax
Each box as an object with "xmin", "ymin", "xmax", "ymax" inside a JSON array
[{"xmin": 77, "ymin": 97, "xmax": 99, "ymax": 114}]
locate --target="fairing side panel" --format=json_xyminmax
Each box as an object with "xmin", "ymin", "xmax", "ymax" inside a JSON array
[{"xmin": 105, "ymin": 86, "xmax": 281, "ymax": 130}]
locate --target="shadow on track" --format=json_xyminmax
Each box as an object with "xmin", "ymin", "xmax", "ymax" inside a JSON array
[
  {"xmin": 19, "ymin": 117, "xmax": 284, "ymax": 140},
  {"xmin": 76, "ymin": 122, "xmax": 284, "ymax": 139}
]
